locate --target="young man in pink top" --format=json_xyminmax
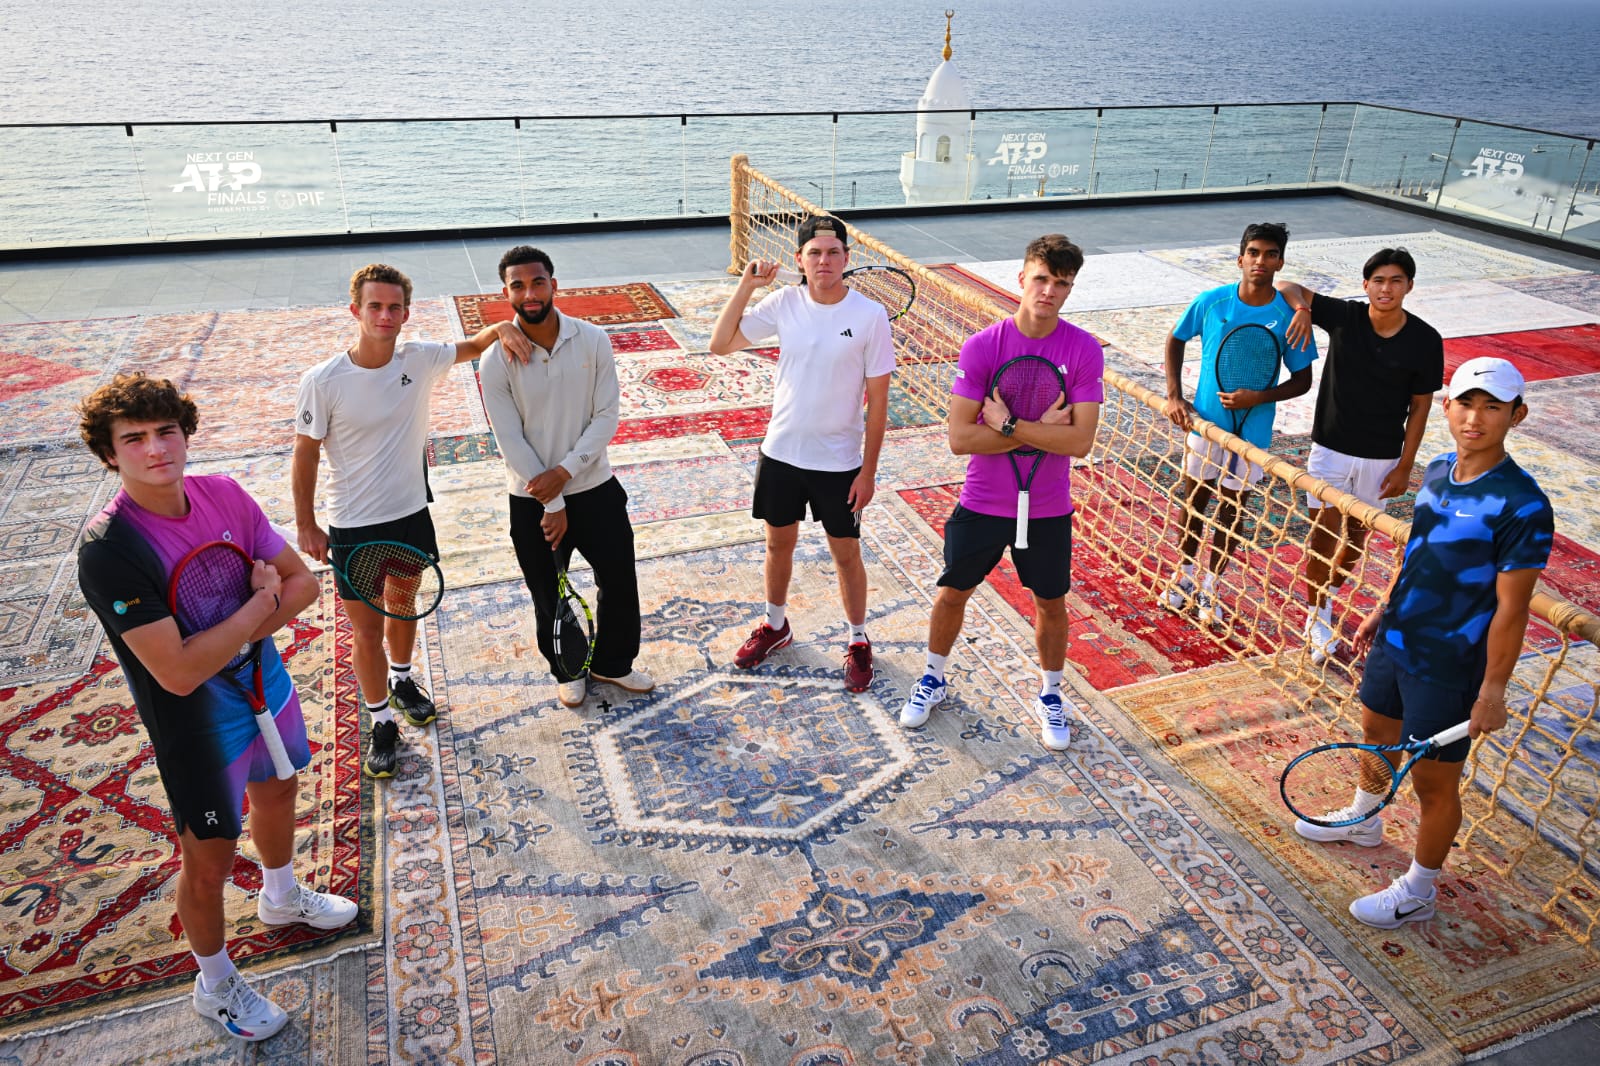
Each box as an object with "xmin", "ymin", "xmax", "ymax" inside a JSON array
[{"xmin": 900, "ymin": 235, "xmax": 1104, "ymax": 749}]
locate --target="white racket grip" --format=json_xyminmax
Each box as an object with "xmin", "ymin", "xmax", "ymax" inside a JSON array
[
  {"xmin": 774, "ymin": 267, "xmax": 802, "ymax": 284},
  {"xmin": 1015, "ymin": 490, "xmax": 1031, "ymax": 550},
  {"xmin": 258, "ymin": 707, "xmax": 297, "ymax": 780},
  {"xmin": 1430, "ymin": 721, "xmax": 1473, "ymax": 748}
]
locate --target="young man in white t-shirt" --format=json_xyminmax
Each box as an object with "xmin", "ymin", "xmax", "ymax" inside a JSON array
[
  {"xmin": 293, "ymin": 264, "xmax": 529, "ymax": 779},
  {"xmin": 709, "ymin": 215, "xmax": 895, "ymax": 691}
]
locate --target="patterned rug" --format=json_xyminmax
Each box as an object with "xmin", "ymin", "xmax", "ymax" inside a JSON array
[
  {"xmin": 453, "ymin": 283, "xmax": 677, "ymax": 331},
  {"xmin": 0, "ymin": 573, "xmax": 377, "ymax": 1035},
  {"xmin": 355, "ymin": 500, "xmax": 1448, "ymax": 1064},
  {"xmin": 1112, "ymin": 662, "xmax": 1600, "ymax": 1051}
]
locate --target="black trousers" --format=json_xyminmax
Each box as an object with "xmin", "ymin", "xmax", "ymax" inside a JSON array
[{"xmin": 508, "ymin": 477, "xmax": 641, "ymax": 679}]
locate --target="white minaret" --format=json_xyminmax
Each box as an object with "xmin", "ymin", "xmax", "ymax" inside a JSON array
[{"xmin": 899, "ymin": 11, "xmax": 976, "ymax": 206}]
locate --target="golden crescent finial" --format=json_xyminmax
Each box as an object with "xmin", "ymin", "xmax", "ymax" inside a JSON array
[{"xmin": 943, "ymin": 10, "xmax": 954, "ymax": 61}]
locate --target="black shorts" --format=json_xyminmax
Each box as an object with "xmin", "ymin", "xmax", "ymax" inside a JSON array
[
  {"xmin": 938, "ymin": 505, "xmax": 1072, "ymax": 598},
  {"xmin": 751, "ymin": 452, "xmax": 861, "ymax": 539},
  {"xmin": 1359, "ymin": 641, "xmax": 1474, "ymax": 762},
  {"xmin": 328, "ymin": 507, "xmax": 439, "ymax": 603}
]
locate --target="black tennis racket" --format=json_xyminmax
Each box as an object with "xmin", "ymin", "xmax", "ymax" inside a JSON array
[
  {"xmin": 329, "ymin": 540, "xmax": 444, "ymax": 620},
  {"xmin": 989, "ymin": 354, "xmax": 1068, "ymax": 549},
  {"xmin": 552, "ymin": 561, "xmax": 595, "ymax": 682},
  {"xmin": 1280, "ymin": 721, "xmax": 1472, "ymax": 827},
  {"xmin": 774, "ymin": 264, "xmax": 916, "ymax": 320},
  {"xmin": 167, "ymin": 540, "xmax": 296, "ymax": 780},
  {"xmin": 1213, "ymin": 323, "xmax": 1284, "ymax": 480}
]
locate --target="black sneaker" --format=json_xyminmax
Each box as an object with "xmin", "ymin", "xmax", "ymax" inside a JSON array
[
  {"xmin": 389, "ymin": 676, "xmax": 436, "ymax": 727},
  {"xmin": 365, "ymin": 720, "xmax": 400, "ymax": 779}
]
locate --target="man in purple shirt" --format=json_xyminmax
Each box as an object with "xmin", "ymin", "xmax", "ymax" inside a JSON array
[{"xmin": 899, "ymin": 235, "xmax": 1105, "ymax": 749}]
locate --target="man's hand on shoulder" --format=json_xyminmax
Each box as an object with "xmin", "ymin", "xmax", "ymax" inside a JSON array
[{"xmin": 495, "ymin": 320, "xmax": 533, "ymax": 365}]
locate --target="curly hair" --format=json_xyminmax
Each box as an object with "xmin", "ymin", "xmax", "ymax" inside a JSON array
[
  {"xmin": 78, "ymin": 372, "xmax": 199, "ymax": 468},
  {"xmin": 349, "ymin": 263, "xmax": 413, "ymax": 306}
]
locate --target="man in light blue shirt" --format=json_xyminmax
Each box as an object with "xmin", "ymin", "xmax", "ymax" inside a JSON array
[{"xmin": 1160, "ymin": 222, "xmax": 1318, "ymax": 627}]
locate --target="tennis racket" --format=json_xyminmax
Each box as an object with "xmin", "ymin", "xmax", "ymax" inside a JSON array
[
  {"xmin": 329, "ymin": 540, "xmax": 444, "ymax": 621},
  {"xmin": 552, "ymin": 561, "xmax": 595, "ymax": 682},
  {"xmin": 167, "ymin": 540, "xmax": 296, "ymax": 781},
  {"xmin": 1279, "ymin": 720, "xmax": 1472, "ymax": 827},
  {"xmin": 989, "ymin": 354, "xmax": 1067, "ymax": 550},
  {"xmin": 1213, "ymin": 323, "xmax": 1284, "ymax": 480},
  {"xmin": 773, "ymin": 264, "xmax": 916, "ymax": 320}
]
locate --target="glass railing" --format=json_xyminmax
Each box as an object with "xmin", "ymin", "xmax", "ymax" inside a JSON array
[{"xmin": 1, "ymin": 103, "xmax": 1594, "ymax": 252}]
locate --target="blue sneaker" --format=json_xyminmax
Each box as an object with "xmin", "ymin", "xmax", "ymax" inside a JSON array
[{"xmin": 899, "ymin": 674, "xmax": 947, "ymax": 728}]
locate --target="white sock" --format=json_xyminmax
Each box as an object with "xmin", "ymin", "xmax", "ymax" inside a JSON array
[
  {"xmin": 1180, "ymin": 562, "xmax": 1196, "ymax": 583},
  {"xmin": 1317, "ymin": 600, "xmax": 1334, "ymax": 625},
  {"xmin": 262, "ymin": 862, "xmax": 297, "ymax": 905},
  {"xmin": 367, "ymin": 699, "xmax": 394, "ymax": 726},
  {"xmin": 1042, "ymin": 670, "xmax": 1063, "ymax": 697},
  {"xmin": 847, "ymin": 620, "xmax": 868, "ymax": 644},
  {"xmin": 1352, "ymin": 787, "xmax": 1387, "ymax": 820},
  {"xmin": 195, "ymin": 948, "xmax": 237, "ymax": 993},
  {"xmin": 1403, "ymin": 860, "xmax": 1440, "ymax": 899},
  {"xmin": 1200, "ymin": 569, "xmax": 1218, "ymax": 593},
  {"xmin": 388, "ymin": 662, "xmax": 412, "ymax": 684},
  {"xmin": 765, "ymin": 603, "xmax": 786, "ymax": 630},
  {"xmin": 925, "ymin": 651, "xmax": 947, "ymax": 682}
]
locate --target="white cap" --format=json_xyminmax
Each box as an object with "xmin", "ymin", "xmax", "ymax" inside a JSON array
[{"xmin": 1448, "ymin": 356, "xmax": 1525, "ymax": 401}]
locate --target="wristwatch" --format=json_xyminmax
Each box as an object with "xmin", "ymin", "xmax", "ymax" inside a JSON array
[{"xmin": 1001, "ymin": 415, "xmax": 1017, "ymax": 437}]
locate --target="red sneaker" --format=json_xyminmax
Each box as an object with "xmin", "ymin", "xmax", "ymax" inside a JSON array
[
  {"xmin": 735, "ymin": 620, "xmax": 793, "ymax": 668},
  {"xmin": 844, "ymin": 640, "xmax": 874, "ymax": 692}
]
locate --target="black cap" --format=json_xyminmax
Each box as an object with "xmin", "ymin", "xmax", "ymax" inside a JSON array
[{"xmin": 797, "ymin": 215, "xmax": 849, "ymax": 249}]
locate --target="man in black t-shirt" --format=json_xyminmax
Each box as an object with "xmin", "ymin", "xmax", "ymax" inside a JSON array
[{"xmin": 1277, "ymin": 248, "xmax": 1444, "ymax": 664}]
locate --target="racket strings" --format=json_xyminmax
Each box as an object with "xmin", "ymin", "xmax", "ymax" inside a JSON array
[
  {"xmin": 552, "ymin": 574, "xmax": 594, "ymax": 682},
  {"xmin": 995, "ymin": 361, "xmax": 1065, "ymax": 424},
  {"xmin": 171, "ymin": 546, "xmax": 255, "ymax": 669},
  {"xmin": 1283, "ymin": 746, "xmax": 1399, "ymax": 823},
  {"xmin": 847, "ymin": 267, "xmax": 915, "ymax": 318},
  {"xmin": 1216, "ymin": 325, "xmax": 1282, "ymax": 391},
  {"xmin": 342, "ymin": 543, "xmax": 441, "ymax": 616}
]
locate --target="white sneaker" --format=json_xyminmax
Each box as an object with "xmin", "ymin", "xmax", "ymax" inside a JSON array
[
  {"xmin": 1294, "ymin": 807, "xmax": 1384, "ymax": 847},
  {"xmin": 1163, "ymin": 571, "xmax": 1197, "ymax": 612},
  {"xmin": 1037, "ymin": 692, "xmax": 1072, "ymax": 750},
  {"xmin": 193, "ymin": 971, "xmax": 288, "ymax": 1042},
  {"xmin": 1305, "ymin": 614, "xmax": 1338, "ymax": 665},
  {"xmin": 1349, "ymin": 876, "xmax": 1436, "ymax": 929},
  {"xmin": 590, "ymin": 668, "xmax": 655, "ymax": 693},
  {"xmin": 1195, "ymin": 589, "xmax": 1227, "ymax": 628},
  {"xmin": 899, "ymin": 674, "xmax": 947, "ymax": 728},
  {"xmin": 257, "ymin": 883, "xmax": 359, "ymax": 930},
  {"xmin": 558, "ymin": 676, "xmax": 587, "ymax": 707}
]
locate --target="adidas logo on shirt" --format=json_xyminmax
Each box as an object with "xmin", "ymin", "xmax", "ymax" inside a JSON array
[{"xmin": 840, "ymin": 328, "xmax": 853, "ymax": 338}]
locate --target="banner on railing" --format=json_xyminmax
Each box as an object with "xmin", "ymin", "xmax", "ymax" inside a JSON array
[
  {"xmin": 971, "ymin": 126, "xmax": 1093, "ymax": 198},
  {"xmin": 141, "ymin": 141, "xmax": 341, "ymax": 233}
]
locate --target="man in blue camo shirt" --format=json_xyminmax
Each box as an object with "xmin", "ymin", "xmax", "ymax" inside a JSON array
[{"xmin": 1293, "ymin": 356, "xmax": 1553, "ymax": 929}]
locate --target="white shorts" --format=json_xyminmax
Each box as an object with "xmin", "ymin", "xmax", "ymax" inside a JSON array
[
  {"xmin": 1305, "ymin": 443, "xmax": 1399, "ymax": 510},
  {"xmin": 1184, "ymin": 431, "xmax": 1263, "ymax": 492}
]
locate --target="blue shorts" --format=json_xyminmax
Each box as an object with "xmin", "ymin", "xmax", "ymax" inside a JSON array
[{"xmin": 1358, "ymin": 642, "xmax": 1474, "ymax": 762}]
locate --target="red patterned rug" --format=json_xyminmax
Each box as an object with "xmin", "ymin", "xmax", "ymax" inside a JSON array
[
  {"xmin": 454, "ymin": 283, "xmax": 676, "ymax": 331},
  {"xmin": 1446, "ymin": 323, "xmax": 1600, "ymax": 383},
  {"xmin": 613, "ymin": 406, "xmax": 772, "ymax": 446},
  {"xmin": 0, "ymin": 576, "xmax": 374, "ymax": 1034},
  {"xmin": 932, "ymin": 263, "xmax": 1022, "ymax": 311}
]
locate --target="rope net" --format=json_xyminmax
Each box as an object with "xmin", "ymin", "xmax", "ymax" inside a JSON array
[{"xmin": 730, "ymin": 154, "xmax": 1600, "ymax": 945}]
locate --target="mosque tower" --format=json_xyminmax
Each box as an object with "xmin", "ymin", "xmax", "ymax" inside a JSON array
[{"xmin": 899, "ymin": 11, "xmax": 977, "ymax": 206}]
